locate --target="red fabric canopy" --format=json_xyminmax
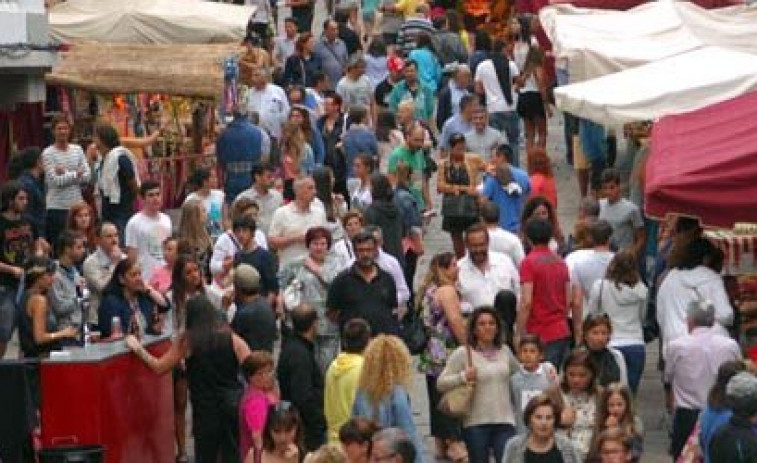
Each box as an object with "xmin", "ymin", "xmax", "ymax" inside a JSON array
[{"xmin": 645, "ymin": 90, "xmax": 757, "ymax": 228}]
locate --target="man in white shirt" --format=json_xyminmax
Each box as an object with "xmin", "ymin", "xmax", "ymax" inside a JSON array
[
  {"xmin": 349, "ymin": 225, "xmax": 410, "ymax": 308},
  {"xmin": 125, "ymin": 180, "xmax": 172, "ymax": 281},
  {"xmin": 665, "ymin": 300, "xmax": 741, "ymax": 460},
  {"xmin": 246, "ymin": 67, "xmax": 290, "ymax": 142},
  {"xmin": 474, "ymin": 39, "xmax": 521, "ymax": 167},
  {"xmin": 268, "ymin": 176, "xmax": 327, "ymax": 267},
  {"xmin": 458, "ymin": 224, "xmax": 520, "ymax": 312},
  {"xmin": 83, "ymin": 222, "xmax": 124, "ymax": 325},
  {"xmin": 235, "ymin": 163, "xmax": 284, "ymax": 236},
  {"xmin": 569, "ymin": 220, "xmax": 615, "ymax": 312},
  {"xmin": 480, "ymin": 201, "xmax": 524, "ymax": 267}
]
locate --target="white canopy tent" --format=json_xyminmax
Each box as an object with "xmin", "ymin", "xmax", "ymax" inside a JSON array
[
  {"xmin": 49, "ymin": 0, "xmax": 255, "ymax": 44},
  {"xmin": 553, "ymin": 47, "xmax": 757, "ymax": 124},
  {"xmin": 539, "ymin": 1, "xmax": 757, "ymax": 83}
]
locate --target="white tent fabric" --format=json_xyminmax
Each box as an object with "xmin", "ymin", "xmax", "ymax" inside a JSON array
[
  {"xmin": 553, "ymin": 47, "xmax": 757, "ymax": 124},
  {"xmin": 50, "ymin": 0, "xmax": 254, "ymax": 44},
  {"xmin": 539, "ymin": 2, "xmax": 757, "ymax": 82}
]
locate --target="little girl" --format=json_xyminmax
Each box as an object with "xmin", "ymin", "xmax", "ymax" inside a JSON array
[
  {"xmin": 583, "ymin": 314, "xmax": 629, "ymax": 388},
  {"xmin": 592, "ymin": 383, "xmax": 644, "ymax": 460},
  {"xmin": 148, "ymin": 237, "xmax": 178, "ymax": 293},
  {"xmin": 258, "ymin": 402, "xmax": 303, "ymax": 463},
  {"xmin": 553, "ymin": 349, "xmax": 600, "ymax": 459},
  {"xmin": 240, "ymin": 351, "xmax": 280, "ymax": 462}
]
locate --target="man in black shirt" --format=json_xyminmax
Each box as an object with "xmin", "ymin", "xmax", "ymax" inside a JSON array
[
  {"xmin": 0, "ymin": 182, "xmax": 40, "ymax": 358},
  {"xmin": 277, "ymin": 304, "xmax": 326, "ymax": 451},
  {"xmin": 232, "ymin": 216, "xmax": 279, "ymax": 304},
  {"xmin": 327, "ymin": 230, "xmax": 398, "ymax": 336},
  {"xmin": 230, "ymin": 264, "xmax": 276, "ymax": 353}
]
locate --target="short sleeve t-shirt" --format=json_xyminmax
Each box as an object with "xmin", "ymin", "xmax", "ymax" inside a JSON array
[
  {"xmin": 387, "ymin": 146, "xmax": 426, "ymax": 210},
  {"xmin": 0, "ymin": 215, "xmax": 35, "ymax": 288},
  {"xmin": 185, "ymin": 190, "xmax": 225, "ymax": 233},
  {"xmin": 374, "ymin": 79, "xmax": 395, "ymax": 107},
  {"xmin": 125, "ymin": 212, "xmax": 172, "ymax": 281},
  {"xmin": 474, "ymin": 59, "xmax": 519, "ymax": 113},
  {"xmin": 520, "ymin": 246, "xmax": 570, "ymax": 343},
  {"xmin": 336, "ymin": 76, "xmax": 374, "ymax": 110},
  {"xmin": 599, "ymin": 198, "xmax": 643, "ymax": 251}
]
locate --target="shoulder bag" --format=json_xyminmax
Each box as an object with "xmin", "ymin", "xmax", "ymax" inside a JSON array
[
  {"xmin": 441, "ymin": 162, "xmax": 478, "ymax": 221},
  {"xmin": 399, "ymin": 305, "xmax": 428, "ymax": 356},
  {"xmin": 438, "ymin": 345, "xmax": 475, "ymax": 418}
]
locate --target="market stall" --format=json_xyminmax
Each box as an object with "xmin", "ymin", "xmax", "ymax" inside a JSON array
[
  {"xmin": 539, "ymin": 1, "xmax": 757, "ymax": 82},
  {"xmin": 46, "ymin": 41, "xmax": 244, "ymax": 207},
  {"xmin": 49, "ymin": 0, "xmax": 254, "ymax": 45}
]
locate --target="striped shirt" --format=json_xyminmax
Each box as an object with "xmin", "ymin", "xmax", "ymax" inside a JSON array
[
  {"xmin": 397, "ymin": 18, "xmax": 437, "ymax": 56},
  {"xmin": 42, "ymin": 143, "xmax": 90, "ymax": 210}
]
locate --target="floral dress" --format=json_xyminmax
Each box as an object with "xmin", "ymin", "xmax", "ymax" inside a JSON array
[
  {"xmin": 558, "ymin": 390, "xmax": 597, "ymax": 459},
  {"xmin": 278, "ymin": 255, "xmax": 342, "ymax": 373},
  {"xmin": 418, "ymin": 284, "xmax": 460, "ymax": 377}
]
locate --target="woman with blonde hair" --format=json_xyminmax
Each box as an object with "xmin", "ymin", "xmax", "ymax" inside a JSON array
[
  {"xmin": 66, "ymin": 200, "xmax": 97, "ymax": 254},
  {"xmin": 280, "ymin": 122, "xmax": 315, "ymax": 200},
  {"xmin": 177, "ymin": 199, "xmax": 213, "ymax": 282},
  {"xmin": 417, "ymin": 252, "xmax": 468, "ymax": 462},
  {"xmin": 351, "ymin": 335, "xmax": 423, "ymax": 462}
]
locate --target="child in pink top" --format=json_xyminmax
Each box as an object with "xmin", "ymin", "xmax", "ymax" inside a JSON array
[
  {"xmin": 148, "ymin": 237, "xmax": 178, "ymax": 293},
  {"xmin": 240, "ymin": 351, "xmax": 279, "ymax": 462}
]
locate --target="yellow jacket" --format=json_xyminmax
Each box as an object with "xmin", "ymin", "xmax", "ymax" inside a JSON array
[{"xmin": 324, "ymin": 353, "xmax": 364, "ymax": 443}]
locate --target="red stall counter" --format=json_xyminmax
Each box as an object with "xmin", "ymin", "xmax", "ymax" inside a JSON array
[{"xmin": 40, "ymin": 335, "xmax": 174, "ymax": 463}]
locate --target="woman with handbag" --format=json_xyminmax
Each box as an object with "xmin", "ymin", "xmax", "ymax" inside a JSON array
[
  {"xmin": 278, "ymin": 226, "xmax": 343, "ymax": 373},
  {"xmin": 438, "ymin": 306, "xmax": 520, "ymax": 463},
  {"xmin": 438, "ymin": 133, "xmax": 483, "ymax": 259},
  {"xmin": 351, "ymin": 334, "xmax": 424, "ymax": 463},
  {"xmin": 417, "ymin": 252, "xmax": 469, "ymax": 462}
]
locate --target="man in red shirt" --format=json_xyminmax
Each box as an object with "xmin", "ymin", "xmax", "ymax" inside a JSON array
[{"xmin": 517, "ymin": 218, "xmax": 578, "ymax": 370}]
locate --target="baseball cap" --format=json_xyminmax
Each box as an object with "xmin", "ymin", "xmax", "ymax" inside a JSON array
[
  {"xmin": 387, "ymin": 56, "xmax": 405, "ymax": 73},
  {"xmin": 233, "ymin": 264, "xmax": 260, "ymax": 292}
]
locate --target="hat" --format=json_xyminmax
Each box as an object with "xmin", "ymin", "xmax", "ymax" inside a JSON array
[
  {"xmin": 387, "ymin": 56, "xmax": 405, "ymax": 73},
  {"xmin": 233, "ymin": 264, "xmax": 260, "ymax": 292}
]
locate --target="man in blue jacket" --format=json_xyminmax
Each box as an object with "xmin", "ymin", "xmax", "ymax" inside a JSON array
[{"xmin": 216, "ymin": 110, "xmax": 265, "ymax": 203}]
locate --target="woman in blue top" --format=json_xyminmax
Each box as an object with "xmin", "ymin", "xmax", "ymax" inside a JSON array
[
  {"xmin": 352, "ymin": 334, "xmax": 424, "ymax": 463},
  {"xmin": 98, "ymin": 257, "xmax": 169, "ymax": 338},
  {"xmin": 408, "ymin": 33, "xmax": 443, "ymax": 93}
]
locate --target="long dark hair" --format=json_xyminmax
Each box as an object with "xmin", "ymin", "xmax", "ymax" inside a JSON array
[
  {"xmin": 103, "ymin": 257, "xmax": 138, "ymax": 299},
  {"xmin": 313, "ymin": 166, "xmax": 337, "ymax": 222},
  {"xmin": 290, "ymin": 105, "xmax": 314, "ymax": 142},
  {"xmin": 171, "ymin": 255, "xmax": 206, "ymax": 329},
  {"xmin": 376, "ymin": 111, "xmax": 397, "ymax": 142},
  {"xmin": 185, "ymin": 294, "xmax": 228, "ymax": 356},
  {"xmin": 708, "ymin": 360, "xmax": 747, "ymax": 410}
]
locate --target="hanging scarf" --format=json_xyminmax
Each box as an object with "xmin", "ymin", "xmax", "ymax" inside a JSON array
[
  {"xmin": 589, "ymin": 348, "xmax": 621, "ymax": 387},
  {"xmin": 490, "ymin": 52, "xmax": 513, "ymax": 106}
]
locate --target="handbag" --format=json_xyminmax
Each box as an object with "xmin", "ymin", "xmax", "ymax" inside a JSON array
[
  {"xmin": 399, "ymin": 306, "xmax": 428, "ymax": 356},
  {"xmin": 441, "ymin": 162, "xmax": 478, "ymax": 221},
  {"xmin": 282, "ymin": 278, "xmax": 303, "ymax": 311},
  {"xmin": 438, "ymin": 345, "xmax": 475, "ymax": 418}
]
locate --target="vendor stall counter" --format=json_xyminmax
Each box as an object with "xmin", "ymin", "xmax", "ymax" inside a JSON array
[{"xmin": 40, "ymin": 335, "xmax": 173, "ymax": 462}]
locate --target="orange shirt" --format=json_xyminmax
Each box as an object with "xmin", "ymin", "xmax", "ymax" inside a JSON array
[{"xmin": 530, "ymin": 173, "xmax": 558, "ymax": 210}]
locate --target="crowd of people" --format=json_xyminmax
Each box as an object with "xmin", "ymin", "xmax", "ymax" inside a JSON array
[{"xmin": 2, "ymin": 0, "xmax": 757, "ymax": 462}]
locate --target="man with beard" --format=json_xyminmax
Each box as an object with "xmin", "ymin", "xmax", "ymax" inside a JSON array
[
  {"xmin": 327, "ymin": 230, "xmax": 398, "ymax": 336},
  {"xmin": 387, "ymin": 122, "xmax": 432, "ymax": 211},
  {"xmin": 457, "ymin": 223, "xmax": 520, "ymax": 314}
]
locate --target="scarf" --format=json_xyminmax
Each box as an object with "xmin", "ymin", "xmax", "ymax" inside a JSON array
[
  {"xmin": 490, "ymin": 52, "xmax": 513, "ymax": 106},
  {"xmin": 589, "ymin": 348, "xmax": 621, "ymax": 387},
  {"xmin": 99, "ymin": 146, "xmax": 141, "ymax": 204}
]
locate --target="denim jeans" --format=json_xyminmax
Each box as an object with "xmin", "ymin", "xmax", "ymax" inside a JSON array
[
  {"xmin": 462, "ymin": 423, "xmax": 515, "ymax": 463},
  {"xmin": 544, "ymin": 337, "xmax": 572, "ymax": 372},
  {"xmin": 616, "ymin": 344, "xmax": 646, "ymax": 394},
  {"xmin": 488, "ymin": 111, "xmax": 521, "ymax": 168}
]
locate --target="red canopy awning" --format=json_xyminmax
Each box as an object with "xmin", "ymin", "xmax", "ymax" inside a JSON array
[{"xmin": 645, "ymin": 90, "xmax": 757, "ymax": 228}]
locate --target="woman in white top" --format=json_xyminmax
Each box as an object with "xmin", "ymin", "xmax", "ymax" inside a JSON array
[
  {"xmin": 332, "ymin": 210, "xmax": 364, "ymax": 269},
  {"xmin": 586, "ymin": 250, "xmax": 648, "ymax": 394},
  {"xmin": 184, "ymin": 167, "xmax": 226, "ymax": 238},
  {"xmin": 515, "ymin": 44, "xmax": 551, "ymax": 151},
  {"xmin": 438, "ymin": 306, "xmax": 520, "ymax": 463}
]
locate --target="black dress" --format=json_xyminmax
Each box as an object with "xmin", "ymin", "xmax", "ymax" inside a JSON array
[
  {"xmin": 441, "ymin": 163, "xmax": 479, "ymax": 234},
  {"xmin": 186, "ymin": 330, "xmax": 243, "ymax": 463}
]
